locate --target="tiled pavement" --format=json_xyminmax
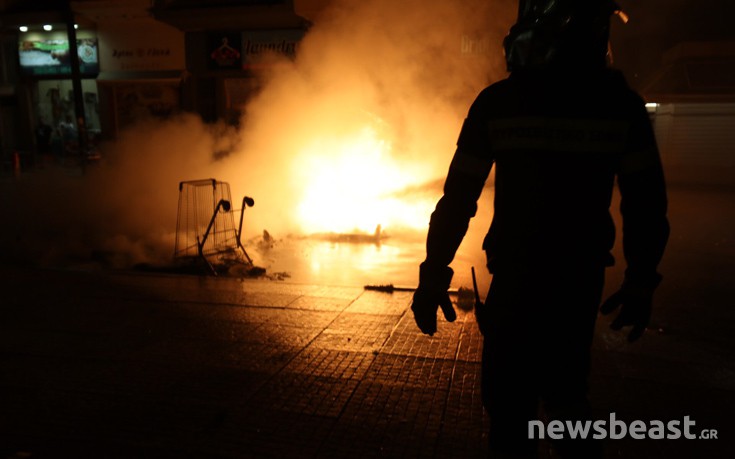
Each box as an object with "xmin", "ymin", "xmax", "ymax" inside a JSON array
[
  {"xmin": 0, "ymin": 269, "xmax": 488, "ymax": 458},
  {"xmin": 1, "ymin": 261, "xmax": 733, "ymax": 458}
]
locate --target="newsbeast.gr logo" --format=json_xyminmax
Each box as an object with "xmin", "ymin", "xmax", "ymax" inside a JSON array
[{"xmin": 529, "ymin": 413, "xmax": 719, "ymax": 440}]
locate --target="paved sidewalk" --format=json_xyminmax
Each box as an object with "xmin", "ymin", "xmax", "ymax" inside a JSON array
[
  {"xmin": 1, "ymin": 181, "xmax": 734, "ymax": 459},
  {"xmin": 1, "ymin": 268, "xmax": 488, "ymax": 458},
  {"xmin": 1, "ymin": 260, "xmax": 732, "ymax": 458}
]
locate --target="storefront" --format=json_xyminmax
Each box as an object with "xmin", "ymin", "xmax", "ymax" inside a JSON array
[
  {"xmin": 94, "ymin": 19, "xmax": 185, "ymax": 139},
  {"xmin": 150, "ymin": 0, "xmax": 308, "ymax": 124},
  {"xmin": 1, "ymin": 0, "xmax": 307, "ymax": 165},
  {"xmin": 183, "ymin": 28, "xmax": 304, "ymax": 124},
  {"xmin": 15, "ymin": 24, "xmax": 100, "ymax": 160}
]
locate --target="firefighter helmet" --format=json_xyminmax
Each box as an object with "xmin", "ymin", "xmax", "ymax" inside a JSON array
[{"xmin": 503, "ymin": 0, "xmax": 622, "ymax": 71}]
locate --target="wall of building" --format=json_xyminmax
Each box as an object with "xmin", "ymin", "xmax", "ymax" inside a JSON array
[
  {"xmin": 654, "ymin": 103, "xmax": 735, "ymax": 167},
  {"xmin": 651, "ymin": 102, "xmax": 735, "ymax": 186},
  {"xmin": 94, "ymin": 18, "xmax": 185, "ymax": 138}
]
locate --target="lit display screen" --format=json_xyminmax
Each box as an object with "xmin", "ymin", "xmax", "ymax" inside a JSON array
[{"xmin": 19, "ymin": 35, "xmax": 99, "ymax": 76}]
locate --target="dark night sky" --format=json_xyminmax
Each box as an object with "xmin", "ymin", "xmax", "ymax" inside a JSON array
[{"xmin": 612, "ymin": 0, "xmax": 735, "ymax": 87}]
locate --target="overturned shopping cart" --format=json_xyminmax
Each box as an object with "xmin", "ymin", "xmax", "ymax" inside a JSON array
[{"xmin": 174, "ymin": 179, "xmax": 261, "ymax": 276}]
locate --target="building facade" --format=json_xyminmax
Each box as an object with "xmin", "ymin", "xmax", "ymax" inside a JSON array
[
  {"xmin": 0, "ymin": 0, "xmax": 310, "ymax": 165},
  {"xmin": 643, "ymin": 41, "xmax": 735, "ymax": 183}
]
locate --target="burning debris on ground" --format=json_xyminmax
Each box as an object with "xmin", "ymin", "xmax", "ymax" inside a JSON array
[
  {"xmin": 311, "ymin": 224, "xmax": 386, "ymax": 245},
  {"xmin": 0, "ymin": 0, "xmax": 507, "ymax": 292}
]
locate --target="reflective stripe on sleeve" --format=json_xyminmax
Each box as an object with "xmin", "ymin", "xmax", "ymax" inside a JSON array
[
  {"xmin": 489, "ymin": 117, "xmax": 629, "ymax": 153},
  {"xmin": 448, "ymin": 150, "xmax": 493, "ymax": 178}
]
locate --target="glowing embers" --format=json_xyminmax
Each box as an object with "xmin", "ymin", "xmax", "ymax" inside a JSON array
[{"xmin": 293, "ymin": 126, "xmax": 434, "ymax": 235}]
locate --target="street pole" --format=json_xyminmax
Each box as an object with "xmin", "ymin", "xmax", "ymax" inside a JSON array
[{"xmin": 65, "ymin": 2, "xmax": 88, "ymax": 169}]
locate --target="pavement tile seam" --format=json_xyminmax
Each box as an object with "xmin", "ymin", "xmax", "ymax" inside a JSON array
[
  {"xmin": 280, "ymin": 348, "xmax": 376, "ymax": 380},
  {"xmin": 239, "ymin": 279, "xmax": 364, "ymax": 298},
  {"xmin": 303, "ymin": 311, "xmax": 489, "ymax": 457},
  {"xmin": 256, "ymin": 376, "xmax": 362, "ymax": 418},
  {"xmin": 107, "ymin": 295, "xmax": 300, "ymax": 309},
  {"xmin": 312, "ymin": 319, "xmax": 405, "ymax": 353},
  {"xmin": 236, "ymin": 297, "xmax": 407, "ymax": 424},
  {"xmin": 264, "ymin": 296, "xmax": 484, "ymax": 458},
  {"xmin": 324, "ymin": 378, "xmax": 460, "ymax": 458},
  {"xmin": 423, "ymin": 324, "xmax": 481, "ymax": 459},
  {"xmin": 152, "ymin": 303, "xmax": 287, "ymax": 326},
  {"xmin": 285, "ymin": 295, "xmax": 357, "ymax": 312},
  {"xmin": 4, "ymin": 274, "xmax": 731, "ymax": 457},
  {"xmin": 260, "ymin": 308, "xmax": 340, "ymax": 329},
  {"xmin": 344, "ymin": 291, "xmax": 414, "ymax": 316},
  {"xmin": 240, "ymin": 291, "xmax": 372, "ymax": 408}
]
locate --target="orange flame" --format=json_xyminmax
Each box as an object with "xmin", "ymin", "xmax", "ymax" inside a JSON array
[{"xmin": 293, "ymin": 126, "xmax": 436, "ymax": 235}]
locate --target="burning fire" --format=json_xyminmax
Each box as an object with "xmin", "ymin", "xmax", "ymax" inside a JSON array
[{"xmin": 293, "ymin": 125, "xmax": 436, "ymax": 235}]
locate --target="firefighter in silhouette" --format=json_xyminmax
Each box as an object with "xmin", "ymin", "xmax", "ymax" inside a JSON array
[{"xmin": 411, "ymin": 1, "xmax": 669, "ymax": 457}]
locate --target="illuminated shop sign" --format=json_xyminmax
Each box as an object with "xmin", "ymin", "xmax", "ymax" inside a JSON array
[
  {"xmin": 241, "ymin": 29, "xmax": 303, "ymax": 69},
  {"xmin": 208, "ymin": 32, "xmax": 243, "ymax": 70},
  {"xmin": 19, "ymin": 33, "xmax": 99, "ymax": 76}
]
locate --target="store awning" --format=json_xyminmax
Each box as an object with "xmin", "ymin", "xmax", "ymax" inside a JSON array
[
  {"xmin": 151, "ymin": 3, "xmax": 306, "ymax": 31},
  {"xmin": 96, "ymin": 70, "xmax": 186, "ymax": 83}
]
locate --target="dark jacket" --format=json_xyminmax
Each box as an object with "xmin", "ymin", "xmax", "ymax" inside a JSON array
[{"xmin": 425, "ymin": 68, "xmax": 669, "ymax": 288}]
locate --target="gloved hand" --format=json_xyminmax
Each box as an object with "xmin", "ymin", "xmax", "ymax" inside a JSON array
[
  {"xmin": 600, "ymin": 280, "xmax": 657, "ymax": 342},
  {"xmin": 411, "ymin": 263, "xmax": 456, "ymax": 336}
]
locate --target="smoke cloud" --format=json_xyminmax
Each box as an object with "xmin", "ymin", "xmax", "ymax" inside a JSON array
[
  {"xmin": 229, "ymin": 0, "xmax": 513, "ymax": 233},
  {"xmin": 0, "ymin": 0, "xmax": 515, "ymax": 270}
]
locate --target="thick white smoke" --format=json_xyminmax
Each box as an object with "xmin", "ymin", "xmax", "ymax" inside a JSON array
[
  {"xmin": 0, "ymin": 0, "xmax": 515, "ymax": 270},
  {"xmin": 224, "ymin": 0, "xmax": 514, "ymax": 232}
]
